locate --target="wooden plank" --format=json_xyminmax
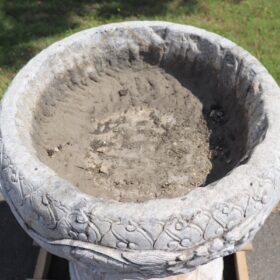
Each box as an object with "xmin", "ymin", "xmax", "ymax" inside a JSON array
[
  {"xmin": 32, "ymin": 247, "xmax": 51, "ymax": 279},
  {"xmin": 0, "ymin": 188, "xmax": 4, "ymax": 202},
  {"xmin": 234, "ymin": 251, "xmax": 250, "ymax": 280},
  {"xmin": 273, "ymin": 202, "xmax": 280, "ymax": 212},
  {"xmin": 240, "ymin": 242, "xmax": 253, "ymax": 252}
]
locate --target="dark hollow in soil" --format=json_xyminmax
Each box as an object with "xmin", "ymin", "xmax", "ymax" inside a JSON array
[{"xmin": 32, "ymin": 62, "xmax": 247, "ymax": 202}]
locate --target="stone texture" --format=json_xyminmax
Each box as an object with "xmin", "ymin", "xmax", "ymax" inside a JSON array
[
  {"xmin": 0, "ymin": 21, "xmax": 280, "ymax": 279},
  {"xmin": 69, "ymin": 258, "xmax": 223, "ymax": 280}
]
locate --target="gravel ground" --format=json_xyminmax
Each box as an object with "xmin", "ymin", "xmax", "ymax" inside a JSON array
[{"xmin": 247, "ymin": 212, "xmax": 280, "ymax": 280}]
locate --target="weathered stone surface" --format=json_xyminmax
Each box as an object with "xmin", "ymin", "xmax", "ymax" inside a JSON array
[
  {"xmin": 69, "ymin": 257, "xmax": 223, "ymax": 280},
  {"xmin": 0, "ymin": 21, "xmax": 280, "ymax": 279}
]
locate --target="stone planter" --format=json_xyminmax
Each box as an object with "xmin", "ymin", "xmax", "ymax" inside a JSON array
[{"xmin": 1, "ymin": 21, "xmax": 280, "ymax": 279}]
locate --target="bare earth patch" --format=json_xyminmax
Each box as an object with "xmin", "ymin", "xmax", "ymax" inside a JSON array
[{"xmin": 34, "ymin": 64, "xmax": 242, "ymax": 202}]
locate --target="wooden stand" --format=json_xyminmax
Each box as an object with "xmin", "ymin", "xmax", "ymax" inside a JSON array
[
  {"xmin": 26, "ymin": 242, "xmax": 52, "ymax": 280},
  {"xmin": 32, "ymin": 247, "xmax": 52, "ymax": 279},
  {"xmin": 233, "ymin": 243, "xmax": 252, "ymax": 280}
]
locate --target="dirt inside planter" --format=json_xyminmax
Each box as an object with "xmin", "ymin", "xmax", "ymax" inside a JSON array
[{"xmin": 33, "ymin": 64, "xmax": 247, "ymax": 202}]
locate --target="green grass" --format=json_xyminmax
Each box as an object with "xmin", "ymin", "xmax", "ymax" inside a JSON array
[{"xmin": 0, "ymin": 0, "xmax": 279, "ymax": 97}]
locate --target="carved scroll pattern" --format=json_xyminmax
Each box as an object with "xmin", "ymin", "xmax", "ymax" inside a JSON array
[{"xmin": 0, "ymin": 137, "xmax": 277, "ymax": 274}]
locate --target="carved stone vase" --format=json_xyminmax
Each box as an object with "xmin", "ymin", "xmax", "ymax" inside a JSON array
[{"xmin": 1, "ymin": 21, "xmax": 280, "ymax": 280}]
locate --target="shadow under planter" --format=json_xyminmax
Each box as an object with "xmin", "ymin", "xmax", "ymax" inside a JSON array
[{"xmin": 0, "ymin": 201, "xmax": 39, "ymax": 280}]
